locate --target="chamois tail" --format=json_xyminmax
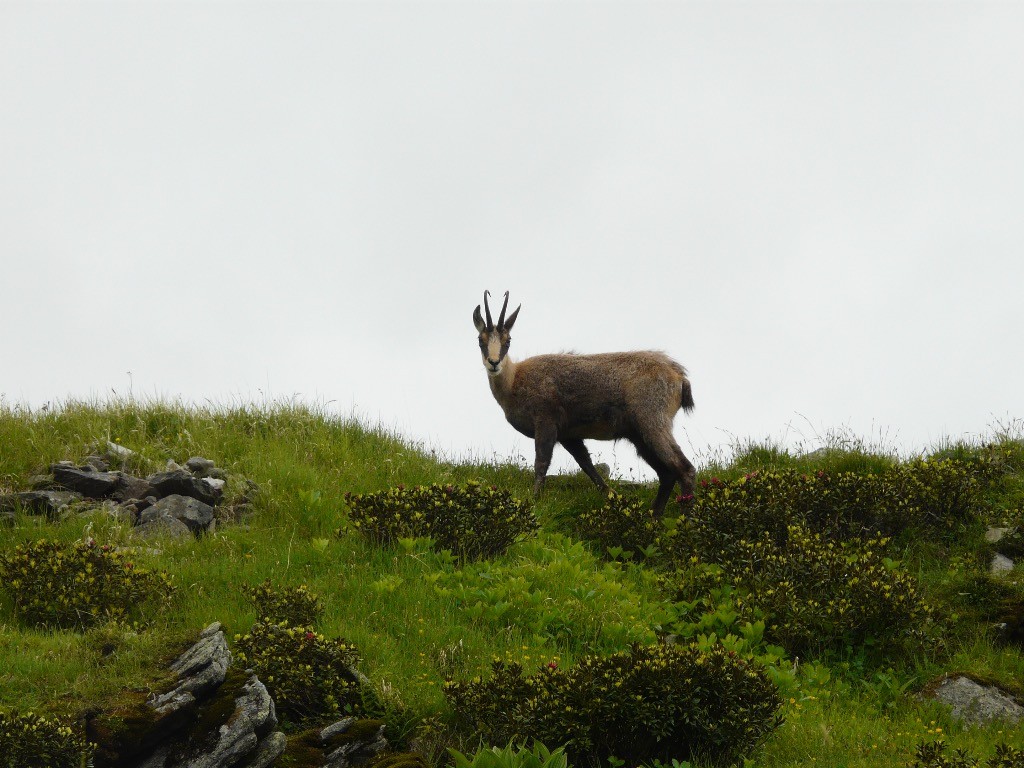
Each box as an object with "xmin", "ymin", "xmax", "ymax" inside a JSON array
[{"xmin": 680, "ymin": 377, "xmax": 695, "ymax": 413}]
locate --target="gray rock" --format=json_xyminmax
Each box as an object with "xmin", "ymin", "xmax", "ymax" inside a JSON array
[
  {"xmin": 0, "ymin": 490, "xmax": 82, "ymax": 517},
  {"xmin": 150, "ymin": 623, "xmax": 230, "ymax": 714},
  {"xmin": 51, "ymin": 464, "xmax": 124, "ymax": 498},
  {"xmin": 147, "ymin": 469, "xmax": 220, "ymax": 506},
  {"xmin": 323, "ymin": 721, "xmax": 387, "ymax": 768},
  {"xmin": 1, "ymin": 508, "xmax": 12, "ymax": 526},
  {"xmin": 248, "ymin": 731, "xmax": 288, "ymax": 768},
  {"xmin": 987, "ymin": 526, "xmax": 1011, "ymax": 544},
  {"xmin": 83, "ymin": 455, "xmax": 111, "ymax": 472},
  {"xmin": 104, "ymin": 440, "xmax": 136, "ymax": 461},
  {"xmin": 133, "ymin": 516, "xmax": 194, "ymax": 541},
  {"xmin": 177, "ymin": 675, "xmax": 278, "ymax": 768},
  {"xmin": 112, "ymin": 474, "xmax": 155, "ymax": 503},
  {"xmin": 186, "ymin": 457, "xmax": 218, "ymax": 477},
  {"xmin": 933, "ymin": 675, "xmax": 1024, "ymax": 724},
  {"xmin": 140, "ymin": 495, "xmax": 215, "ymax": 535},
  {"xmin": 992, "ymin": 553, "xmax": 1015, "ymax": 576},
  {"xmin": 320, "ymin": 717, "xmax": 357, "ymax": 741},
  {"xmin": 202, "ymin": 477, "xmax": 227, "ymax": 495}
]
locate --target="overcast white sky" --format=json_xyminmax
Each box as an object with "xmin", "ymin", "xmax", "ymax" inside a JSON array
[{"xmin": 2, "ymin": 2, "xmax": 1022, "ymax": 478}]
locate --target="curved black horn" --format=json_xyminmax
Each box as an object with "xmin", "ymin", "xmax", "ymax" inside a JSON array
[
  {"xmin": 483, "ymin": 290, "xmax": 494, "ymax": 330},
  {"xmin": 497, "ymin": 291, "xmax": 510, "ymax": 329}
]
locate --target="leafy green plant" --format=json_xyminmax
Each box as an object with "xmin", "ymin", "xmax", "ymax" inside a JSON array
[
  {"xmin": 449, "ymin": 741, "xmax": 568, "ymax": 768},
  {"xmin": 243, "ymin": 578, "xmax": 324, "ymax": 627},
  {"xmin": 574, "ymin": 492, "xmax": 663, "ymax": 561},
  {"xmin": 0, "ymin": 538, "xmax": 174, "ymax": 630},
  {"xmin": 910, "ymin": 740, "xmax": 1024, "ymax": 768},
  {"xmin": 233, "ymin": 621, "xmax": 364, "ymax": 725},
  {"xmin": 445, "ymin": 643, "xmax": 783, "ymax": 768},
  {"xmin": 683, "ymin": 525, "xmax": 933, "ymax": 657},
  {"xmin": 343, "ymin": 481, "xmax": 538, "ymax": 560},
  {"xmin": 0, "ymin": 710, "xmax": 94, "ymax": 768}
]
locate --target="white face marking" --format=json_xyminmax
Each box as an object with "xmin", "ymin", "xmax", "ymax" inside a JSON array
[{"xmin": 481, "ymin": 332, "xmax": 507, "ymax": 376}]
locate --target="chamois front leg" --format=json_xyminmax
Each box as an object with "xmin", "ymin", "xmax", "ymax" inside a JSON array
[
  {"xmin": 560, "ymin": 438, "xmax": 609, "ymax": 491},
  {"xmin": 532, "ymin": 422, "xmax": 558, "ymax": 498}
]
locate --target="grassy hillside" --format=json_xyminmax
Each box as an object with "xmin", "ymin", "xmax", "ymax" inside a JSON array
[{"xmin": 2, "ymin": 401, "xmax": 1024, "ymax": 767}]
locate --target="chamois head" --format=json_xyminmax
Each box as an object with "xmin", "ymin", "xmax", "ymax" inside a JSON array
[{"xmin": 472, "ymin": 290, "xmax": 521, "ymax": 376}]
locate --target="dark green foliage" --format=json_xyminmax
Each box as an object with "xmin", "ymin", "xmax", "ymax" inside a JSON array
[
  {"xmin": 233, "ymin": 622, "xmax": 363, "ymax": 725},
  {"xmin": 893, "ymin": 458, "xmax": 988, "ymax": 532},
  {"xmin": 0, "ymin": 710, "xmax": 94, "ymax": 768},
  {"xmin": 0, "ymin": 538, "xmax": 174, "ymax": 630},
  {"xmin": 243, "ymin": 579, "xmax": 324, "ymax": 627},
  {"xmin": 445, "ymin": 643, "xmax": 783, "ymax": 768},
  {"xmin": 573, "ymin": 492, "xmax": 662, "ymax": 560},
  {"xmin": 343, "ymin": 481, "xmax": 538, "ymax": 560},
  {"xmin": 687, "ymin": 525, "xmax": 932, "ymax": 656},
  {"xmin": 662, "ymin": 460, "xmax": 994, "ymax": 658},
  {"xmin": 910, "ymin": 740, "xmax": 1024, "ymax": 768},
  {"xmin": 680, "ymin": 460, "xmax": 986, "ymax": 557}
]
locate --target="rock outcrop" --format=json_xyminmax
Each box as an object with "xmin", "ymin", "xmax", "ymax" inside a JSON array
[
  {"xmin": 88, "ymin": 622, "xmax": 392, "ymax": 768},
  {"xmin": 0, "ymin": 447, "xmax": 257, "ymax": 538},
  {"xmin": 931, "ymin": 674, "xmax": 1024, "ymax": 725}
]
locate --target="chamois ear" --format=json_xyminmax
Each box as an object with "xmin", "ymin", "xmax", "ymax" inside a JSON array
[
  {"xmin": 473, "ymin": 305, "xmax": 486, "ymax": 332},
  {"xmin": 503, "ymin": 304, "xmax": 521, "ymax": 331}
]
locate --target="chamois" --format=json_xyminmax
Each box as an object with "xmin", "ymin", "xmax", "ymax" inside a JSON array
[{"xmin": 473, "ymin": 291, "xmax": 696, "ymax": 516}]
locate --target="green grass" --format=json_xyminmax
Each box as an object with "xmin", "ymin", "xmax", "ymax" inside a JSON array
[{"xmin": 2, "ymin": 400, "xmax": 1024, "ymax": 766}]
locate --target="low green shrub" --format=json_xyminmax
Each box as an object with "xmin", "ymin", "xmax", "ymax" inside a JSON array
[
  {"xmin": 244, "ymin": 579, "xmax": 324, "ymax": 627},
  {"xmin": 343, "ymin": 481, "xmax": 537, "ymax": 560},
  {"xmin": 910, "ymin": 740, "xmax": 1024, "ymax": 767},
  {"xmin": 0, "ymin": 710, "xmax": 94, "ymax": 768},
  {"xmin": 681, "ymin": 525, "xmax": 932, "ymax": 657},
  {"xmin": 676, "ymin": 458, "xmax": 990, "ymax": 565},
  {"xmin": 894, "ymin": 458, "xmax": 988, "ymax": 532},
  {"xmin": 233, "ymin": 622, "xmax": 364, "ymax": 725},
  {"xmin": 445, "ymin": 643, "xmax": 782, "ymax": 768},
  {"xmin": 449, "ymin": 741, "xmax": 568, "ymax": 768},
  {"xmin": 573, "ymin": 492, "xmax": 662, "ymax": 560},
  {"xmin": 0, "ymin": 538, "xmax": 174, "ymax": 630}
]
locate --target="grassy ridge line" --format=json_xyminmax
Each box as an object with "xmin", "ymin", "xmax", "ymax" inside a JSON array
[
  {"xmin": 0, "ymin": 402, "xmax": 659, "ymax": 718},
  {"xmin": 2, "ymin": 401, "xmax": 1024, "ymax": 767}
]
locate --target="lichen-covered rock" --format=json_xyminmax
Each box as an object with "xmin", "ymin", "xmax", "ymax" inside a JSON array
[
  {"xmin": 932, "ymin": 675, "xmax": 1024, "ymax": 724},
  {"xmin": 181, "ymin": 675, "xmax": 281, "ymax": 768},
  {"xmin": 321, "ymin": 718, "xmax": 388, "ymax": 768},
  {"xmin": 153, "ymin": 623, "xmax": 232, "ymax": 708},
  {"xmin": 992, "ymin": 553, "xmax": 1016, "ymax": 576}
]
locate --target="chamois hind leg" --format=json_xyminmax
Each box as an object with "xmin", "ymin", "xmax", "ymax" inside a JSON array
[
  {"xmin": 633, "ymin": 419, "xmax": 697, "ymax": 515},
  {"xmin": 632, "ymin": 439, "xmax": 678, "ymax": 517},
  {"xmin": 560, "ymin": 438, "xmax": 609, "ymax": 491}
]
